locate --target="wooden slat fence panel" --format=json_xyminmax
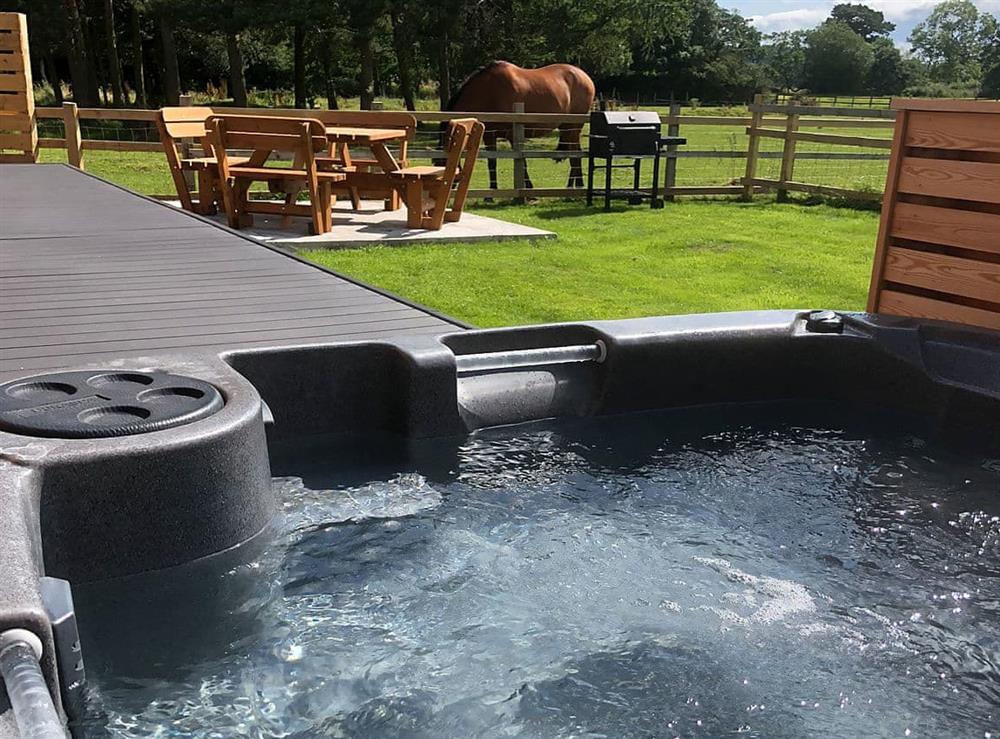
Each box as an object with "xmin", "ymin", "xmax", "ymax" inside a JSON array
[
  {"xmin": 896, "ymin": 158, "xmax": 1000, "ymax": 205},
  {"xmin": 0, "ymin": 12, "xmax": 35, "ymax": 163},
  {"xmin": 868, "ymin": 99, "xmax": 1000, "ymax": 331}
]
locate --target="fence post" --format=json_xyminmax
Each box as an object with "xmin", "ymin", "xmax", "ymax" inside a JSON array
[
  {"xmin": 664, "ymin": 101, "xmax": 681, "ymax": 201},
  {"xmin": 742, "ymin": 93, "xmax": 764, "ymax": 201},
  {"xmin": 777, "ymin": 112, "xmax": 799, "ymax": 203},
  {"xmin": 512, "ymin": 101, "xmax": 526, "ymax": 203},
  {"xmin": 63, "ymin": 102, "xmax": 83, "ymax": 170}
]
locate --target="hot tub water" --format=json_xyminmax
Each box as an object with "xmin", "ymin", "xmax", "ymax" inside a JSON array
[{"xmin": 75, "ymin": 403, "xmax": 1000, "ymax": 738}]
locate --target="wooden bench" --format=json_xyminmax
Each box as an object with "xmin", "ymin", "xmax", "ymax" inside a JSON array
[
  {"xmin": 388, "ymin": 118, "xmax": 484, "ymax": 230},
  {"xmin": 156, "ymin": 107, "xmax": 250, "ymax": 214},
  {"xmin": 207, "ymin": 114, "xmax": 348, "ymax": 235},
  {"xmin": 868, "ymin": 99, "xmax": 1000, "ymax": 331}
]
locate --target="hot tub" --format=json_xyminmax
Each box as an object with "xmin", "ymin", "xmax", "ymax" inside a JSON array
[{"xmin": 0, "ymin": 310, "xmax": 998, "ymax": 737}]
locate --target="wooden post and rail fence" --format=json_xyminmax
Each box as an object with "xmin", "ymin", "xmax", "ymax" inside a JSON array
[{"xmin": 14, "ymin": 97, "xmax": 898, "ymax": 204}]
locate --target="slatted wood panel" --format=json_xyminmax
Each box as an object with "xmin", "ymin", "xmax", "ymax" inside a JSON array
[
  {"xmin": 0, "ymin": 13, "xmax": 35, "ymax": 163},
  {"xmin": 0, "ymin": 165, "xmax": 462, "ymax": 375},
  {"xmin": 868, "ymin": 99, "xmax": 1000, "ymax": 330}
]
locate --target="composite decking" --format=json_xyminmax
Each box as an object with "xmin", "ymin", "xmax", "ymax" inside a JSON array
[{"xmin": 0, "ymin": 165, "xmax": 462, "ymax": 375}]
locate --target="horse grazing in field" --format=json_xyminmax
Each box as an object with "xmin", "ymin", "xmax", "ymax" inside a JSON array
[{"xmin": 445, "ymin": 61, "xmax": 595, "ymax": 191}]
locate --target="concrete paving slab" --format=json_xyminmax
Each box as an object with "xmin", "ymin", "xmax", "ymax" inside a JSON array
[{"xmin": 171, "ymin": 200, "xmax": 555, "ymax": 248}]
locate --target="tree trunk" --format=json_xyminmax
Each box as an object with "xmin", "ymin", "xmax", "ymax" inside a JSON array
[
  {"xmin": 293, "ymin": 25, "xmax": 307, "ymax": 108},
  {"xmin": 320, "ymin": 39, "xmax": 339, "ymax": 109},
  {"xmin": 226, "ymin": 32, "xmax": 247, "ymax": 107},
  {"xmin": 391, "ymin": 9, "xmax": 416, "ymax": 111},
  {"xmin": 43, "ymin": 55, "xmax": 64, "ymax": 104},
  {"xmin": 83, "ymin": 10, "xmax": 104, "ymax": 104},
  {"xmin": 130, "ymin": 3, "xmax": 146, "ymax": 107},
  {"xmin": 159, "ymin": 14, "xmax": 180, "ymax": 106},
  {"xmin": 358, "ymin": 31, "xmax": 375, "ymax": 110},
  {"xmin": 438, "ymin": 30, "xmax": 450, "ymax": 109},
  {"xmin": 63, "ymin": 0, "xmax": 96, "ymax": 105},
  {"xmin": 102, "ymin": 0, "xmax": 126, "ymax": 105}
]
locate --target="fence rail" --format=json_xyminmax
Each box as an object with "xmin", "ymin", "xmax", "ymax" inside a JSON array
[
  {"xmin": 30, "ymin": 98, "xmax": 896, "ymax": 203},
  {"xmin": 742, "ymin": 94, "xmax": 894, "ymax": 202}
]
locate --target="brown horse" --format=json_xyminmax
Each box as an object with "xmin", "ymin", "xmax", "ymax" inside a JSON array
[{"xmin": 445, "ymin": 61, "xmax": 595, "ymax": 190}]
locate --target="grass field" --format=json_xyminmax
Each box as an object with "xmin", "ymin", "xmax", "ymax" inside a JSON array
[{"xmin": 301, "ymin": 199, "xmax": 879, "ymax": 327}]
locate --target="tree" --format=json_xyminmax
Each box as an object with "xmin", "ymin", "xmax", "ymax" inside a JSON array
[
  {"xmin": 63, "ymin": 0, "xmax": 100, "ymax": 105},
  {"xmin": 804, "ymin": 20, "xmax": 873, "ymax": 93},
  {"xmin": 624, "ymin": 0, "xmax": 765, "ymax": 100},
  {"xmin": 389, "ymin": 0, "xmax": 421, "ymax": 110},
  {"xmin": 908, "ymin": 0, "xmax": 989, "ymax": 84},
  {"xmin": 867, "ymin": 37, "xmax": 909, "ymax": 94},
  {"xmin": 103, "ymin": 0, "xmax": 127, "ymax": 105},
  {"xmin": 130, "ymin": 1, "xmax": 147, "ymax": 107},
  {"xmin": 341, "ymin": 0, "xmax": 387, "ymax": 109},
  {"xmin": 981, "ymin": 20, "xmax": 1000, "ymax": 97},
  {"xmin": 829, "ymin": 3, "xmax": 894, "ymax": 41},
  {"xmin": 763, "ymin": 31, "xmax": 806, "ymax": 91},
  {"xmin": 154, "ymin": 5, "xmax": 181, "ymax": 105}
]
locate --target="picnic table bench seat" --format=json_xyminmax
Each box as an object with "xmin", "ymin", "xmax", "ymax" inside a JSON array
[
  {"xmin": 386, "ymin": 118, "xmax": 484, "ymax": 230},
  {"xmin": 208, "ymin": 114, "xmax": 349, "ymax": 235}
]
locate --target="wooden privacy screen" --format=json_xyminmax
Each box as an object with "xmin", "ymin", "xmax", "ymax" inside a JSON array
[
  {"xmin": 0, "ymin": 12, "xmax": 36, "ymax": 164},
  {"xmin": 868, "ymin": 98, "xmax": 1000, "ymax": 330}
]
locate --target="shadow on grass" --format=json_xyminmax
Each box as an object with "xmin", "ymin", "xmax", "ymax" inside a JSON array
[
  {"xmin": 786, "ymin": 194, "xmax": 882, "ymax": 213},
  {"xmin": 471, "ymin": 192, "xmax": 883, "ymax": 220},
  {"xmin": 531, "ymin": 204, "xmax": 634, "ymax": 220}
]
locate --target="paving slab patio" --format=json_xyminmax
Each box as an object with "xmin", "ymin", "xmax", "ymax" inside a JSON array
[{"xmin": 176, "ymin": 199, "xmax": 555, "ymax": 248}]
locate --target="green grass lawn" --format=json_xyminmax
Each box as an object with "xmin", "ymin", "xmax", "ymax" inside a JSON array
[{"xmin": 300, "ymin": 198, "xmax": 879, "ymax": 327}]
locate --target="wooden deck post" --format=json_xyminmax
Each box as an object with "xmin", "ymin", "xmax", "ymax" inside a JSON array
[
  {"xmin": 663, "ymin": 102, "xmax": 681, "ymax": 201},
  {"xmin": 742, "ymin": 93, "xmax": 764, "ymax": 201},
  {"xmin": 63, "ymin": 102, "xmax": 84, "ymax": 169},
  {"xmin": 777, "ymin": 112, "xmax": 799, "ymax": 202},
  {"xmin": 512, "ymin": 101, "xmax": 526, "ymax": 203}
]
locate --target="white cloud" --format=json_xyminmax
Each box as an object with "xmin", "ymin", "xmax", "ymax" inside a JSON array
[
  {"xmin": 748, "ymin": 0, "xmax": 998, "ymax": 34},
  {"xmin": 749, "ymin": 6, "xmax": 831, "ymax": 32},
  {"xmin": 867, "ymin": 0, "xmax": 956, "ymax": 19}
]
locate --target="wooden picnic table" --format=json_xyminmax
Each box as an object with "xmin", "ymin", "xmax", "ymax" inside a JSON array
[
  {"xmin": 324, "ymin": 126, "xmax": 409, "ymax": 210},
  {"xmin": 326, "ymin": 126, "xmax": 407, "ymax": 162},
  {"xmin": 255, "ymin": 125, "xmax": 409, "ymax": 218}
]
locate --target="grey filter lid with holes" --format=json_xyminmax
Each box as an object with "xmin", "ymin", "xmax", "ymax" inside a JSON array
[{"xmin": 0, "ymin": 370, "xmax": 224, "ymax": 438}]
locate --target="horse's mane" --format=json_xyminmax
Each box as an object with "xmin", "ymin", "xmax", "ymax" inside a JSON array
[{"xmin": 445, "ymin": 60, "xmax": 507, "ymax": 111}]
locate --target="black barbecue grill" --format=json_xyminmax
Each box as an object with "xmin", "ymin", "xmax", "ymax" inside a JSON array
[{"xmin": 586, "ymin": 110, "xmax": 686, "ymax": 210}]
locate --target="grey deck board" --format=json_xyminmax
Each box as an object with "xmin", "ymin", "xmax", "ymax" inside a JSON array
[{"xmin": 0, "ymin": 165, "xmax": 461, "ymax": 375}]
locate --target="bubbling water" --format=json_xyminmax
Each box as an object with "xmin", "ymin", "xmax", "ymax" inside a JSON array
[{"xmin": 76, "ymin": 403, "xmax": 1000, "ymax": 738}]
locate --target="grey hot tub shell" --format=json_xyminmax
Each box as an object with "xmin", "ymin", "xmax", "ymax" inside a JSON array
[{"xmin": 1, "ymin": 310, "xmax": 998, "ymax": 737}]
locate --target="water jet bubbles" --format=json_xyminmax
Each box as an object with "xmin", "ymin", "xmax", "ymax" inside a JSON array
[{"xmin": 275, "ymin": 639, "xmax": 304, "ymax": 662}]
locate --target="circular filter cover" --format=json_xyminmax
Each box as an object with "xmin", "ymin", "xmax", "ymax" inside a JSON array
[{"xmin": 0, "ymin": 370, "xmax": 224, "ymax": 439}]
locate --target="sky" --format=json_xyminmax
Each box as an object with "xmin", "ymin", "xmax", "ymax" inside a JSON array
[{"xmin": 728, "ymin": 0, "xmax": 1000, "ymax": 47}]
